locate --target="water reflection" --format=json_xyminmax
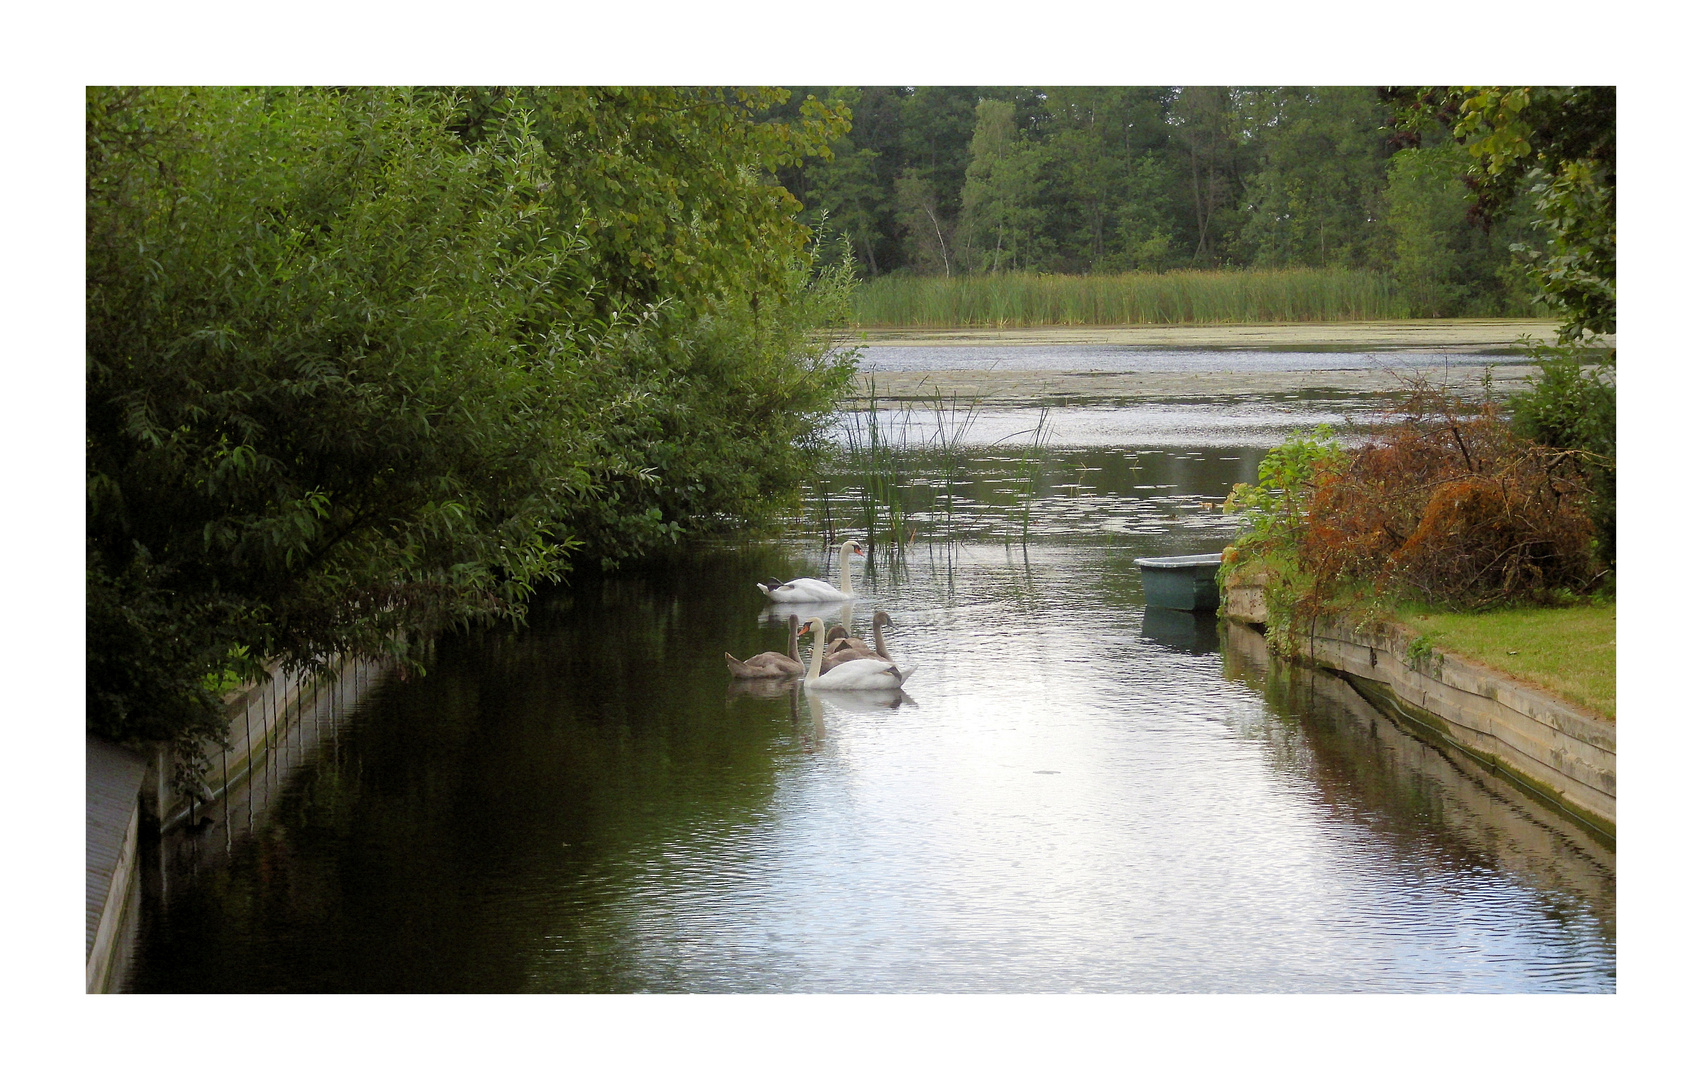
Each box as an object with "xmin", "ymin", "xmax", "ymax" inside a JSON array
[
  {"xmin": 810, "ymin": 687, "xmax": 916, "ymax": 713},
  {"xmin": 1221, "ymin": 622, "xmax": 1616, "ymax": 968},
  {"xmin": 130, "ymin": 388, "xmax": 1613, "ymax": 993},
  {"xmin": 1141, "ymin": 606, "xmax": 1222, "ymax": 654}
]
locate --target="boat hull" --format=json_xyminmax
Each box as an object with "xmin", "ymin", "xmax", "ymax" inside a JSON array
[{"xmin": 1135, "ymin": 553, "xmax": 1223, "ymax": 612}]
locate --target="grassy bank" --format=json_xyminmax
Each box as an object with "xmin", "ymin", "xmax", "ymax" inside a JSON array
[
  {"xmin": 1395, "ymin": 601, "xmax": 1616, "ymax": 720},
  {"xmin": 852, "ymin": 268, "xmax": 1428, "ymax": 327}
]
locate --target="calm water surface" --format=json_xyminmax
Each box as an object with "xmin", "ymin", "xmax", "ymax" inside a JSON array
[
  {"xmin": 129, "ymin": 349, "xmax": 1614, "ymax": 993},
  {"xmin": 856, "ymin": 344, "xmax": 1518, "ymax": 373}
]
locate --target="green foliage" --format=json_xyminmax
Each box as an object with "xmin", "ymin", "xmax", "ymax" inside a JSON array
[
  {"xmin": 1395, "ymin": 86, "xmax": 1615, "ymax": 342},
  {"xmin": 802, "ymin": 90, "xmax": 888, "ymax": 276},
  {"xmin": 774, "ymin": 85, "xmax": 1541, "ymax": 304},
  {"xmin": 1404, "ymin": 631, "xmax": 1440, "ymax": 670},
  {"xmin": 1384, "ymin": 143, "xmax": 1537, "ymax": 316},
  {"xmin": 87, "ymin": 86, "xmax": 854, "ymax": 777},
  {"xmin": 1218, "ymin": 426, "xmax": 1348, "ymax": 647},
  {"xmin": 1237, "ymin": 88, "xmax": 1390, "ymax": 269},
  {"xmin": 960, "ymin": 100, "xmax": 1049, "ymax": 272},
  {"xmin": 1455, "ymin": 86, "xmax": 1615, "ymax": 342},
  {"xmin": 1509, "ymin": 352, "xmax": 1616, "ymax": 567},
  {"xmin": 1168, "ymin": 87, "xmax": 1253, "ymax": 264},
  {"xmin": 894, "ymin": 169, "xmax": 957, "ymax": 276},
  {"xmin": 1222, "ymin": 425, "xmax": 1348, "ymax": 552}
]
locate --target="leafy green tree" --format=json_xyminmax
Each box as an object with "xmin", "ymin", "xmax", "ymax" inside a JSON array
[
  {"xmin": 801, "ymin": 90, "xmax": 889, "ymax": 275},
  {"xmin": 87, "ymin": 87, "xmax": 854, "ymax": 784},
  {"xmin": 500, "ymin": 87, "xmax": 849, "ymax": 318},
  {"xmin": 1025, "ymin": 87, "xmax": 1175, "ymax": 272},
  {"xmin": 1397, "ymin": 86, "xmax": 1615, "ymax": 341},
  {"xmin": 1384, "ymin": 142, "xmax": 1525, "ymax": 315},
  {"xmin": 894, "ymin": 86, "xmax": 983, "ymax": 225},
  {"xmin": 959, "ymin": 100, "xmax": 1048, "ymax": 272},
  {"xmin": 1167, "ymin": 86, "xmax": 1251, "ymax": 265},
  {"xmin": 893, "ymin": 168, "xmax": 956, "ymax": 276},
  {"xmin": 1237, "ymin": 87, "xmax": 1390, "ymax": 268}
]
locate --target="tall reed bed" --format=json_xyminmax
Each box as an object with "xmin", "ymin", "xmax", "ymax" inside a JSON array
[{"xmin": 851, "ymin": 268, "xmax": 1410, "ymax": 327}]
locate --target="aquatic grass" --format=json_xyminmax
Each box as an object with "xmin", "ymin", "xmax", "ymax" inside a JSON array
[
  {"xmin": 813, "ymin": 382, "xmax": 1056, "ymax": 554},
  {"xmin": 852, "ymin": 268, "xmax": 1417, "ymax": 327},
  {"xmin": 1002, "ymin": 405, "xmax": 1053, "ymax": 547},
  {"xmin": 836, "ymin": 382, "xmax": 918, "ymax": 556}
]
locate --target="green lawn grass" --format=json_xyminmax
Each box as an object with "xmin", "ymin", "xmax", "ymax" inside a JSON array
[{"xmin": 1394, "ymin": 600, "xmax": 1616, "ymax": 720}]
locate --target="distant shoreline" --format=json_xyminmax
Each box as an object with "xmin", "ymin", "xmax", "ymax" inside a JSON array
[{"xmin": 838, "ymin": 319, "xmax": 1593, "ymax": 353}]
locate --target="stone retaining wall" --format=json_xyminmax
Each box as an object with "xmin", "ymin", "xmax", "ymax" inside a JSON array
[{"xmin": 1222, "ymin": 586, "xmax": 1615, "ymax": 836}]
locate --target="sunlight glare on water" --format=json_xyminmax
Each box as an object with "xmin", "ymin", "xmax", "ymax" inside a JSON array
[{"xmin": 509, "ymin": 546, "xmax": 1614, "ymax": 992}]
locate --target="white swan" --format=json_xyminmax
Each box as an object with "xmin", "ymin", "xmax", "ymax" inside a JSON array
[
  {"xmin": 759, "ymin": 540, "xmax": 862, "ymax": 603},
  {"xmin": 799, "ymin": 616, "xmax": 910, "ymax": 690}
]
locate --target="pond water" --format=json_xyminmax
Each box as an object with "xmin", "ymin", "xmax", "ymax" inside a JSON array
[
  {"xmin": 857, "ymin": 343, "xmax": 1504, "ymax": 373},
  {"xmin": 127, "ymin": 348, "xmax": 1615, "ymax": 993}
]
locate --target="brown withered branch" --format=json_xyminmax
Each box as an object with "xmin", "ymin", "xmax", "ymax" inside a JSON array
[{"xmin": 1290, "ymin": 379, "xmax": 1600, "ymax": 609}]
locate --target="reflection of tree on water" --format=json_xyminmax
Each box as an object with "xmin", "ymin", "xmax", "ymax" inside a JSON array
[
  {"xmin": 804, "ymin": 434, "xmax": 1264, "ymax": 555},
  {"xmin": 1220, "ymin": 622, "xmax": 1616, "ymax": 942},
  {"xmin": 133, "ymin": 531, "xmax": 1616, "ymax": 992}
]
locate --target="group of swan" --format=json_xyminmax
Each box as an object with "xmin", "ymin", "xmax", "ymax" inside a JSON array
[{"xmin": 727, "ymin": 540, "xmax": 915, "ymax": 691}]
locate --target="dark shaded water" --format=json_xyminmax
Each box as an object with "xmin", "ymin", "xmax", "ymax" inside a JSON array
[{"xmin": 128, "ymin": 355, "xmax": 1614, "ymax": 993}]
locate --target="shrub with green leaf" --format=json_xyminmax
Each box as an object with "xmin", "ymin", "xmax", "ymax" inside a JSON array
[
  {"xmin": 86, "ymin": 87, "xmax": 854, "ymax": 782},
  {"xmin": 1509, "ymin": 351, "xmax": 1615, "ymax": 568}
]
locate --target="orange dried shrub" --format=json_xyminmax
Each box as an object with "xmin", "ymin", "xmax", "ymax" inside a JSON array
[{"xmin": 1296, "ymin": 385, "xmax": 1600, "ymax": 608}]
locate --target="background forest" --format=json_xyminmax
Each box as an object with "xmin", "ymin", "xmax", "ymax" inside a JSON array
[{"xmin": 773, "ymin": 86, "xmax": 1546, "ymax": 319}]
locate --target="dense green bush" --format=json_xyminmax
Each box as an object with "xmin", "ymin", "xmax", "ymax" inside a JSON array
[
  {"xmin": 87, "ymin": 87, "xmax": 855, "ymax": 778},
  {"xmin": 1510, "ymin": 354, "xmax": 1616, "ymax": 568}
]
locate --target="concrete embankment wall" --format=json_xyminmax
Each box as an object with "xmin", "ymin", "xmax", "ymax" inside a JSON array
[
  {"xmin": 1223, "ymin": 583, "xmax": 1615, "ymax": 837},
  {"xmin": 89, "ymin": 654, "xmax": 389, "ymax": 992},
  {"xmin": 141, "ymin": 654, "xmax": 387, "ymax": 832},
  {"xmin": 87, "ymin": 738, "xmax": 147, "ymax": 994}
]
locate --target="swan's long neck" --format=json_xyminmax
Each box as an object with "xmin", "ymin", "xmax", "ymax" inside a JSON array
[
  {"xmin": 804, "ymin": 618, "xmax": 825, "ymax": 681},
  {"xmin": 837, "ymin": 542, "xmax": 855, "ymax": 596},
  {"xmin": 872, "ymin": 616, "xmax": 889, "ymax": 660},
  {"xmin": 787, "ymin": 615, "xmax": 800, "ymax": 663}
]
